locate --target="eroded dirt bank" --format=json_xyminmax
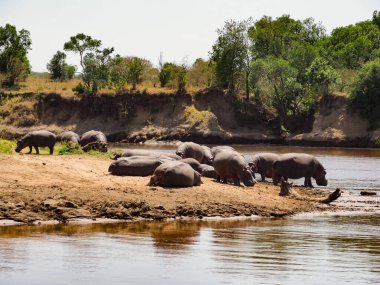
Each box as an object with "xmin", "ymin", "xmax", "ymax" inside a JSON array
[{"xmin": 0, "ymin": 154, "xmax": 344, "ymax": 224}]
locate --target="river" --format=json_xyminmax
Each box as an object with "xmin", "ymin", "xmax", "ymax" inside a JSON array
[{"xmin": 0, "ymin": 145, "xmax": 379, "ymax": 284}]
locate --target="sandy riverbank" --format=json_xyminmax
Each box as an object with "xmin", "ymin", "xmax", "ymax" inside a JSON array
[{"xmin": 0, "ymin": 154, "xmax": 356, "ymax": 224}]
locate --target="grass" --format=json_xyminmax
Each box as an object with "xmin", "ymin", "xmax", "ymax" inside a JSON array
[
  {"xmin": 0, "ymin": 139, "xmax": 113, "ymax": 157},
  {"xmin": 0, "ymin": 75, "xmax": 203, "ymax": 97}
]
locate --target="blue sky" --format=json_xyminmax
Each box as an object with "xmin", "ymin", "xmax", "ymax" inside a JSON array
[{"xmin": 0, "ymin": 0, "xmax": 378, "ymax": 71}]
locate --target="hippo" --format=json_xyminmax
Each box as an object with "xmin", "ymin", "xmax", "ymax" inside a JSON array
[
  {"xmin": 201, "ymin": 145, "xmax": 213, "ymax": 165},
  {"xmin": 57, "ymin": 131, "xmax": 80, "ymax": 144},
  {"xmin": 199, "ymin": 164, "xmax": 218, "ymax": 179},
  {"xmin": 108, "ymin": 156, "xmax": 172, "ymax": 176},
  {"xmin": 80, "ymin": 130, "xmax": 108, "ymax": 152},
  {"xmin": 149, "ymin": 161, "xmax": 202, "ymax": 187},
  {"xmin": 176, "ymin": 142, "xmax": 205, "ymax": 163},
  {"xmin": 272, "ymin": 153, "xmax": 328, "ymax": 187},
  {"xmin": 249, "ymin": 153, "xmax": 280, "ymax": 182},
  {"xmin": 180, "ymin": 158, "xmax": 203, "ymax": 173},
  {"xmin": 210, "ymin": 145, "xmax": 235, "ymax": 157},
  {"xmin": 213, "ymin": 150, "xmax": 256, "ymax": 187},
  {"xmin": 112, "ymin": 149, "xmax": 181, "ymax": 160},
  {"xmin": 15, "ymin": 130, "xmax": 56, "ymax": 155}
]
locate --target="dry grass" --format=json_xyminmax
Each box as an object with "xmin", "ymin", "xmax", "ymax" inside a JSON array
[{"xmin": 0, "ymin": 75, "xmax": 203, "ymax": 97}]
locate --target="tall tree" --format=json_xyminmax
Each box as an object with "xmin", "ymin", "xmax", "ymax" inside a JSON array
[
  {"xmin": 0, "ymin": 24, "xmax": 32, "ymax": 86},
  {"xmin": 210, "ymin": 20, "xmax": 251, "ymax": 99},
  {"xmin": 47, "ymin": 51, "xmax": 75, "ymax": 81}
]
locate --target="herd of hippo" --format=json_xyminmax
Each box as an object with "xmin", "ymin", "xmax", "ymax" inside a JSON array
[{"xmin": 15, "ymin": 130, "xmax": 328, "ymax": 188}]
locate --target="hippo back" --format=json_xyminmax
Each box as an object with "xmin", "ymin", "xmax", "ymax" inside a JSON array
[
  {"xmin": 57, "ymin": 131, "xmax": 80, "ymax": 144},
  {"xmin": 16, "ymin": 130, "xmax": 56, "ymax": 152},
  {"xmin": 150, "ymin": 161, "xmax": 201, "ymax": 187},
  {"xmin": 80, "ymin": 130, "xmax": 107, "ymax": 146},
  {"xmin": 108, "ymin": 156, "xmax": 170, "ymax": 176},
  {"xmin": 180, "ymin": 158, "xmax": 202, "ymax": 173},
  {"xmin": 112, "ymin": 149, "xmax": 181, "ymax": 160},
  {"xmin": 175, "ymin": 142, "xmax": 204, "ymax": 163}
]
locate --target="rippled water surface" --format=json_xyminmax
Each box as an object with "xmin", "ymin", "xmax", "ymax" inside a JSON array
[
  {"xmin": 1, "ymin": 216, "xmax": 380, "ymax": 285},
  {"xmin": 112, "ymin": 144, "xmax": 380, "ymax": 192}
]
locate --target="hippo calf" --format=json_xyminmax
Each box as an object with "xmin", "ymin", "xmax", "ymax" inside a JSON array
[
  {"xmin": 80, "ymin": 130, "xmax": 108, "ymax": 152},
  {"xmin": 213, "ymin": 150, "xmax": 256, "ymax": 187},
  {"xmin": 15, "ymin": 130, "xmax": 56, "ymax": 155},
  {"xmin": 57, "ymin": 131, "xmax": 80, "ymax": 144},
  {"xmin": 249, "ymin": 153, "xmax": 280, "ymax": 182},
  {"xmin": 272, "ymin": 153, "xmax": 328, "ymax": 187},
  {"xmin": 149, "ymin": 161, "xmax": 202, "ymax": 187},
  {"xmin": 112, "ymin": 149, "xmax": 181, "ymax": 160},
  {"xmin": 108, "ymin": 156, "xmax": 172, "ymax": 176}
]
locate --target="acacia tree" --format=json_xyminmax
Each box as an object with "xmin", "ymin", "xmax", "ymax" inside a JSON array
[
  {"xmin": 0, "ymin": 24, "xmax": 32, "ymax": 86},
  {"xmin": 64, "ymin": 33, "xmax": 113, "ymax": 95},
  {"xmin": 210, "ymin": 20, "xmax": 251, "ymax": 99}
]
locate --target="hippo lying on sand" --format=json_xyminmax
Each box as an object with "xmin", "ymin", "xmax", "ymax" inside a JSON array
[
  {"xmin": 15, "ymin": 130, "xmax": 56, "ymax": 155},
  {"xmin": 108, "ymin": 156, "xmax": 172, "ymax": 176},
  {"xmin": 57, "ymin": 131, "xmax": 80, "ymax": 144},
  {"xmin": 272, "ymin": 153, "xmax": 328, "ymax": 187},
  {"xmin": 112, "ymin": 149, "xmax": 181, "ymax": 160},
  {"xmin": 149, "ymin": 161, "xmax": 202, "ymax": 187},
  {"xmin": 80, "ymin": 130, "xmax": 108, "ymax": 152},
  {"xmin": 180, "ymin": 158, "xmax": 217, "ymax": 178},
  {"xmin": 249, "ymin": 153, "xmax": 280, "ymax": 182},
  {"xmin": 213, "ymin": 150, "xmax": 256, "ymax": 187}
]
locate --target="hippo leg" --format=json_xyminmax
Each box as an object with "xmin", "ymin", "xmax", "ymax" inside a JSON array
[
  {"xmin": 233, "ymin": 177, "xmax": 240, "ymax": 186},
  {"xmin": 27, "ymin": 146, "xmax": 32, "ymax": 154},
  {"xmin": 34, "ymin": 146, "xmax": 39, "ymax": 154},
  {"xmin": 49, "ymin": 146, "xmax": 54, "ymax": 155},
  {"xmin": 222, "ymin": 177, "xmax": 227, "ymax": 184},
  {"xmin": 273, "ymin": 174, "xmax": 281, "ymax": 185},
  {"xmin": 260, "ymin": 172, "xmax": 266, "ymax": 182},
  {"xmin": 305, "ymin": 177, "xmax": 314, "ymax": 188},
  {"xmin": 217, "ymin": 175, "xmax": 221, "ymax": 182}
]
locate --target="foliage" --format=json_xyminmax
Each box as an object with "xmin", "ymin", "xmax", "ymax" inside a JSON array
[
  {"xmin": 64, "ymin": 33, "xmax": 112, "ymax": 95},
  {"xmin": 210, "ymin": 20, "xmax": 251, "ymax": 97},
  {"xmin": 350, "ymin": 59, "xmax": 380, "ymax": 128},
  {"xmin": 47, "ymin": 51, "xmax": 76, "ymax": 81},
  {"xmin": 0, "ymin": 24, "xmax": 31, "ymax": 86},
  {"xmin": 126, "ymin": 57, "xmax": 145, "ymax": 90},
  {"xmin": 319, "ymin": 20, "xmax": 380, "ymax": 69},
  {"xmin": 159, "ymin": 62, "xmax": 176, "ymax": 87},
  {"xmin": 0, "ymin": 139, "xmax": 16, "ymax": 154},
  {"xmin": 188, "ymin": 58, "xmax": 215, "ymax": 88},
  {"xmin": 306, "ymin": 57, "xmax": 339, "ymax": 95},
  {"xmin": 158, "ymin": 62, "xmax": 188, "ymax": 92},
  {"xmin": 57, "ymin": 142, "xmax": 84, "ymax": 155}
]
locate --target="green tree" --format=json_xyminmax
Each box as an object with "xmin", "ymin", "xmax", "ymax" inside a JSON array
[
  {"xmin": 82, "ymin": 47, "xmax": 114, "ymax": 95},
  {"xmin": 126, "ymin": 57, "xmax": 145, "ymax": 90},
  {"xmin": 159, "ymin": 62, "xmax": 176, "ymax": 87},
  {"xmin": 0, "ymin": 24, "xmax": 32, "ymax": 86},
  {"xmin": 350, "ymin": 59, "xmax": 380, "ymax": 128},
  {"xmin": 109, "ymin": 56, "xmax": 129, "ymax": 92},
  {"xmin": 47, "ymin": 51, "xmax": 75, "ymax": 81},
  {"xmin": 63, "ymin": 33, "xmax": 101, "ymax": 72},
  {"xmin": 306, "ymin": 57, "xmax": 339, "ymax": 96},
  {"xmin": 210, "ymin": 20, "xmax": 251, "ymax": 99},
  {"xmin": 373, "ymin": 10, "xmax": 380, "ymax": 29},
  {"xmin": 188, "ymin": 58, "xmax": 215, "ymax": 88}
]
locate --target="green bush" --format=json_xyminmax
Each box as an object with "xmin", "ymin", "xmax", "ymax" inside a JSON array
[
  {"xmin": 57, "ymin": 142, "xmax": 84, "ymax": 155},
  {"xmin": 0, "ymin": 139, "xmax": 16, "ymax": 154},
  {"xmin": 350, "ymin": 59, "xmax": 380, "ymax": 129}
]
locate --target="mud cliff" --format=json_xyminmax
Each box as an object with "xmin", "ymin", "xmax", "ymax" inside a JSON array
[{"xmin": 0, "ymin": 89, "xmax": 378, "ymax": 147}]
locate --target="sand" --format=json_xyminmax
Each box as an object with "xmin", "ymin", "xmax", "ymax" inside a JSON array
[{"xmin": 0, "ymin": 154, "xmax": 348, "ymax": 224}]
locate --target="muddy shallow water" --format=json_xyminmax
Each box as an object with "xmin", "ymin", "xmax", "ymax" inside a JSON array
[{"xmin": 0, "ymin": 216, "xmax": 379, "ymax": 285}]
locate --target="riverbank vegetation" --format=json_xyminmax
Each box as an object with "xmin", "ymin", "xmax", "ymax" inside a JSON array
[{"xmin": 0, "ymin": 11, "xmax": 379, "ymax": 138}]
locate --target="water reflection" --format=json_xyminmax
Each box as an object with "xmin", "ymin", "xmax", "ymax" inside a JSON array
[{"xmin": 1, "ymin": 216, "xmax": 380, "ymax": 284}]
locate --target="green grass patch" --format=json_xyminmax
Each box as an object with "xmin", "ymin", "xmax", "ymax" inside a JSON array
[{"xmin": 0, "ymin": 139, "xmax": 16, "ymax": 154}]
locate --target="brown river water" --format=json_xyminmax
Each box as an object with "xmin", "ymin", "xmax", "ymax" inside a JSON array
[{"xmin": 0, "ymin": 145, "xmax": 379, "ymax": 284}]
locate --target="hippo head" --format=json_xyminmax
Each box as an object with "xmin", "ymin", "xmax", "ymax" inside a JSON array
[
  {"xmin": 193, "ymin": 171, "xmax": 202, "ymax": 186},
  {"xmin": 175, "ymin": 150, "xmax": 184, "ymax": 158},
  {"xmin": 15, "ymin": 138, "xmax": 26, "ymax": 153},
  {"xmin": 248, "ymin": 162, "xmax": 257, "ymax": 179},
  {"xmin": 99, "ymin": 143, "xmax": 108, "ymax": 153},
  {"xmin": 111, "ymin": 153, "xmax": 122, "ymax": 160},
  {"xmin": 241, "ymin": 167, "xmax": 256, "ymax": 187},
  {"xmin": 314, "ymin": 165, "xmax": 328, "ymax": 186}
]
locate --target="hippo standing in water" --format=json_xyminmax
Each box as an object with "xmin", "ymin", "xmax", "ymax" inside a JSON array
[
  {"xmin": 213, "ymin": 150, "xmax": 256, "ymax": 187},
  {"xmin": 149, "ymin": 161, "xmax": 202, "ymax": 187},
  {"xmin": 176, "ymin": 142, "xmax": 206, "ymax": 163},
  {"xmin": 272, "ymin": 153, "xmax": 328, "ymax": 187},
  {"xmin": 108, "ymin": 156, "xmax": 172, "ymax": 176},
  {"xmin": 248, "ymin": 153, "xmax": 280, "ymax": 182},
  {"xmin": 57, "ymin": 131, "xmax": 80, "ymax": 144},
  {"xmin": 15, "ymin": 130, "xmax": 56, "ymax": 155},
  {"xmin": 80, "ymin": 130, "xmax": 108, "ymax": 152},
  {"xmin": 112, "ymin": 149, "xmax": 181, "ymax": 160}
]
